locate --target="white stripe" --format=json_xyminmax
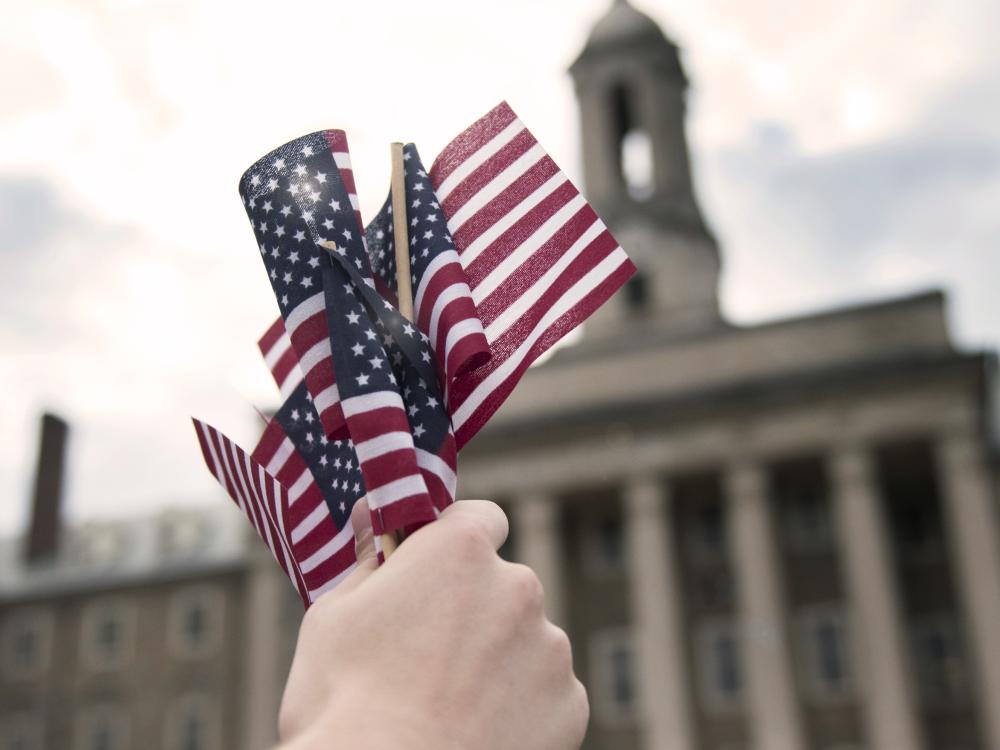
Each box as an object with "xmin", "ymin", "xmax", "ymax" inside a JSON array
[
  {"xmin": 484, "ymin": 219, "xmax": 604, "ymax": 342},
  {"xmin": 333, "ymin": 152, "xmax": 351, "ymax": 169},
  {"xmin": 300, "ymin": 523, "xmax": 354, "ymax": 573},
  {"xmin": 313, "ymin": 384, "xmax": 341, "ymax": 414},
  {"xmin": 446, "ymin": 144, "xmax": 546, "ymax": 235},
  {"xmin": 453, "ymin": 248, "xmax": 630, "ymax": 431},
  {"xmin": 278, "ymin": 367, "xmax": 303, "ymax": 399},
  {"xmin": 459, "ymin": 172, "xmax": 566, "ymax": 268},
  {"xmin": 349, "ymin": 194, "xmax": 359, "ymax": 210},
  {"xmin": 287, "ymin": 469, "xmax": 312, "ymax": 505},
  {"xmin": 416, "ymin": 448, "xmax": 457, "ymax": 500},
  {"xmin": 265, "ymin": 437, "xmax": 295, "ymax": 476},
  {"xmin": 428, "ymin": 282, "xmax": 473, "ymax": 346},
  {"xmin": 355, "ymin": 431, "xmax": 414, "ymax": 463},
  {"xmin": 367, "ymin": 474, "xmax": 428, "ymax": 509},
  {"xmin": 443, "ymin": 318, "xmax": 488, "ymax": 371},
  {"xmin": 413, "ymin": 249, "xmax": 459, "ymax": 318},
  {"xmin": 263, "ymin": 331, "xmax": 292, "ymax": 369},
  {"xmin": 291, "ymin": 499, "xmax": 328, "ymax": 544},
  {"xmin": 341, "ymin": 391, "xmax": 404, "ymax": 418},
  {"xmin": 308, "ymin": 562, "xmax": 357, "ymax": 602},
  {"xmin": 265, "ymin": 468, "xmax": 298, "ymax": 582},
  {"xmin": 435, "ymin": 119, "xmax": 526, "ymax": 202},
  {"xmin": 285, "ymin": 293, "xmax": 325, "ymax": 335},
  {"xmin": 472, "ymin": 194, "xmax": 588, "ymax": 305},
  {"xmin": 299, "ymin": 339, "xmax": 332, "ymax": 377}
]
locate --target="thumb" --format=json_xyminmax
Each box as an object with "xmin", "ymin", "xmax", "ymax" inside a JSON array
[{"xmin": 334, "ymin": 497, "xmax": 378, "ymax": 594}]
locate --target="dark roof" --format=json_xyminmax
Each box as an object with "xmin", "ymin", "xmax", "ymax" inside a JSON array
[{"xmin": 571, "ymin": 0, "xmax": 684, "ymax": 78}]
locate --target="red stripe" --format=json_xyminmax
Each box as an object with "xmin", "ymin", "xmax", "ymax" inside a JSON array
[
  {"xmin": 252, "ymin": 418, "xmax": 287, "ymax": 465},
  {"xmin": 300, "ymin": 541, "xmax": 355, "ymax": 591},
  {"xmin": 474, "ymin": 207, "xmax": 603, "ymax": 327},
  {"xmin": 345, "ymin": 405, "xmax": 412, "ymax": 443},
  {"xmin": 454, "ymin": 259, "xmax": 635, "ymax": 450},
  {"xmin": 440, "ymin": 128, "xmax": 536, "ymax": 218},
  {"xmin": 430, "ymin": 101, "xmax": 517, "ymax": 186},
  {"xmin": 457, "ymin": 229, "xmax": 621, "ymax": 406},
  {"xmin": 258, "ymin": 317, "xmax": 286, "ymax": 355},
  {"xmin": 446, "ymin": 332, "xmax": 491, "ymax": 380},
  {"xmin": 361, "ymin": 450, "xmax": 422, "ymax": 490}
]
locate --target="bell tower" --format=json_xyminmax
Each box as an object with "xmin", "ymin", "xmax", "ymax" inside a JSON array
[{"xmin": 570, "ymin": 0, "xmax": 722, "ymax": 333}]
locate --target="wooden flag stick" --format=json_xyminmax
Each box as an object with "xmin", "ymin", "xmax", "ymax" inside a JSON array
[{"xmin": 377, "ymin": 142, "xmax": 413, "ymax": 560}]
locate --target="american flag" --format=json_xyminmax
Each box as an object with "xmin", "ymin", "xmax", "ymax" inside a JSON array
[
  {"xmin": 192, "ymin": 418, "xmax": 311, "ymax": 606},
  {"xmin": 195, "ymin": 102, "xmax": 633, "ymax": 603},
  {"xmin": 366, "ymin": 144, "xmax": 490, "ymax": 397},
  {"xmin": 430, "ymin": 102, "xmax": 635, "ymax": 448}
]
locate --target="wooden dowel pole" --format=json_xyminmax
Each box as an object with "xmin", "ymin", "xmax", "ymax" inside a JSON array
[{"xmin": 378, "ymin": 142, "xmax": 413, "ymax": 559}]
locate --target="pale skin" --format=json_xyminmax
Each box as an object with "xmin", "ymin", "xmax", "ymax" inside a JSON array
[{"xmin": 276, "ymin": 499, "xmax": 590, "ymax": 750}]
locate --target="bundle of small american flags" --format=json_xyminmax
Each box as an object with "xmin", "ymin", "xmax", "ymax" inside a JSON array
[{"xmin": 194, "ymin": 102, "xmax": 635, "ymax": 607}]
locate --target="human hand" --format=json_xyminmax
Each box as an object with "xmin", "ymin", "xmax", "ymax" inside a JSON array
[{"xmin": 277, "ymin": 499, "xmax": 588, "ymax": 750}]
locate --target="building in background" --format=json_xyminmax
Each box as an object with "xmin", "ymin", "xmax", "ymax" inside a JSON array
[
  {"xmin": 2, "ymin": 2, "xmax": 999, "ymax": 750},
  {"xmin": 461, "ymin": 3, "xmax": 1000, "ymax": 750}
]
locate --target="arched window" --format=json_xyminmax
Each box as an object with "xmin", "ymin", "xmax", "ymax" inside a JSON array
[{"xmin": 610, "ymin": 84, "xmax": 653, "ymax": 200}]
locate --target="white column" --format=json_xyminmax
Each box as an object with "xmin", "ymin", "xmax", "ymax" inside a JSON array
[
  {"xmin": 830, "ymin": 445, "xmax": 925, "ymax": 750},
  {"xmin": 937, "ymin": 433, "xmax": 1000, "ymax": 749},
  {"xmin": 511, "ymin": 494, "xmax": 567, "ymax": 626},
  {"xmin": 241, "ymin": 541, "xmax": 287, "ymax": 750},
  {"xmin": 624, "ymin": 477, "xmax": 696, "ymax": 750},
  {"xmin": 727, "ymin": 461, "xmax": 806, "ymax": 750}
]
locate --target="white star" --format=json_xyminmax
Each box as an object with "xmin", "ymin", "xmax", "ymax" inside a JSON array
[
  {"xmin": 274, "ymin": 225, "xmax": 286, "ymax": 237},
  {"xmin": 413, "ymin": 424, "xmax": 426, "ymax": 438},
  {"xmin": 343, "ymin": 284, "xmax": 354, "ymax": 296},
  {"xmin": 329, "ymin": 199, "xmax": 341, "ymax": 211},
  {"xmin": 282, "ymin": 271, "xmax": 292, "ymax": 284},
  {"xmin": 307, "ymin": 256, "xmax": 320, "ymax": 268},
  {"xmin": 369, "ymin": 356, "xmax": 384, "ymax": 369},
  {"xmin": 263, "ymin": 201, "xmax": 273, "ymax": 213},
  {"xmin": 376, "ymin": 229, "xmax": 385, "ymax": 239},
  {"xmin": 305, "ymin": 412, "xmax": 314, "ymax": 424},
  {"xmin": 288, "ymin": 251, "xmax": 300, "ymax": 263},
  {"xmin": 411, "ymin": 217, "xmax": 418, "ymax": 227},
  {"xmin": 291, "ymin": 409, "xmax": 300, "ymax": 421},
  {"xmin": 392, "ymin": 351, "xmax": 403, "ymax": 366},
  {"xmin": 413, "ymin": 181, "xmax": 424, "ymax": 191},
  {"xmin": 411, "ymin": 198, "xmax": 421, "ymax": 208},
  {"xmin": 301, "ymin": 145, "xmax": 314, "ymax": 157},
  {"xmin": 287, "ymin": 182, "xmax": 299, "ymax": 195},
  {"xmin": 258, "ymin": 220, "xmax": 267, "ymax": 231},
  {"xmin": 322, "ymin": 218, "xmax": 334, "ymax": 230},
  {"xmin": 423, "ymin": 230, "xmax": 433, "ymax": 240},
  {"xmin": 353, "ymin": 482, "xmax": 361, "ymax": 493},
  {"xmin": 426, "ymin": 213, "xmax": 438, "ymax": 223},
  {"xmin": 280, "ymin": 205, "xmax": 292, "ymax": 217},
  {"xmin": 305, "ymin": 432, "xmax": 314, "ymax": 444},
  {"xmin": 342, "ymin": 228, "xmax": 352, "ymax": 240},
  {"xmin": 294, "ymin": 164, "xmax": 308, "ymax": 177},
  {"xmin": 281, "ymin": 294, "xmax": 289, "ymax": 305},
  {"xmin": 403, "ymin": 151, "xmax": 411, "ymax": 161},
  {"xmin": 315, "ymin": 171, "xmax": 327, "ymax": 183},
  {"xmin": 408, "ymin": 404, "xmax": 419, "ymax": 417},
  {"xmin": 354, "ymin": 257, "xmax": 362, "ymax": 269},
  {"xmin": 267, "ymin": 178, "xmax": 279, "ymax": 192},
  {"xmin": 346, "ymin": 311, "xmax": 360, "ymax": 324},
  {"xmin": 403, "ymin": 323, "xmax": 415, "ymax": 337},
  {"xmin": 319, "ymin": 455, "xmax": 327, "ymax": 467},
  {"xmin": 270, "ymin": 247, "xmax": 281, "ymax": 259},
  {"xmin": 301, "ymin": 276, "xmax": 313, "ymax": 288},
  {"xmin": 302, "ymin": 210, "xmax": 314, "ymax": 222},
  {"xmin": 351, "ymin": 343, "xmax": 365, "ymax": 356},
  {"xmin": 269, "ymin": 268, "xmax": 277, "ymax": 280},
  {"xmin": 356, "ymin": 373, "xmax": 370, "ymax": 386},
  {"xmin": 293, "ymin": 230, "xmax": 306, "ymax": 242},
  {"xmin": 364, "ymin": 329, "xmax": 377, "ymax": 341},
  {"xmin": 250, "ymin": 174, "xmax": 261, "ymax": 187},
  {"xmin": 339, "ymin": 501, "xmax": 346, "ymax": 512},
  {"xmin": 427, "ymin": 396, "xmax": 439, "ymax": 409},
  {"xmin": 421, "ymin": 349, "xmax": 431, "ymax": 363},
  {"xmin": 309, "ymin": 190, "xmax": 321, "ymax": 202},
  {"xmin": 421, "ymin": 247, "xmax": 429, "ymax": 257},
  {"xmin": 272, "ymin": 158, "xmax": 286, "ymax": 170},
  {"xmin": 334, "ymin": 458, "xmax": 342, "ymax": 469}
]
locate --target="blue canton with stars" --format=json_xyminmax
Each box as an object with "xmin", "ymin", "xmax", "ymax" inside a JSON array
[
  {"xmin": 365, "ymin": 144, "xmax": 453, "ymax": 296},
  {"xmin": 275, "ymin": 383, "xmax": 364, "ymax": 529}
]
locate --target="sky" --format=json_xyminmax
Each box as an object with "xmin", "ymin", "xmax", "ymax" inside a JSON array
[{"xmin": 1, "ymin": 0, "xmax": 997, "ymax": 533}]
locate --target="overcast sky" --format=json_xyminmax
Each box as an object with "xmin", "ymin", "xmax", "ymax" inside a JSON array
[{"xmin": 1, "ymin": 0, "xmax": 997, "ymax": 533}]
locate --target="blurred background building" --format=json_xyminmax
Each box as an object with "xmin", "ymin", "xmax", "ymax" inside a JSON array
[{"xmin": 2, "ymin": 2, "xmax": 998, "ymax": 750}]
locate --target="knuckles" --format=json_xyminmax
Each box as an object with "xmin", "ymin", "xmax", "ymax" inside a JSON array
[{"xmin": 504, "ymin": 563, "xmax": 545, "ymax": 614}]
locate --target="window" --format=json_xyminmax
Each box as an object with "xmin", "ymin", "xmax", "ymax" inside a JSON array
[
  {"xmin": 159, "ymin": 513, "xmax": 206, "ymax": 558},
  {"xmin": 609, "ymin": 83, "xmax": 653, "ymax": 200},
  {"xmin": 81, "ymin": 600, "xmax": 135, "ymax": 670},
  {"xmin": 1, "ymin": 714, "xmax": 42, "ymax": 750},
  {"xmin": 1, "ymin": 609, "xmax": 52, "ymax": 679},
  {"xmin": 797, "ymin": 606, "xmax": 853, "ymax": 701},
  {"xmin": 581, "ymin": 511, "xmax": 626, "ymax": 576},
  {"xmin": 168, "ymin": 587, "xmax": 223, "ymax": 659},
  {"xmin": 696, "ymin": 618, "xmax": 743, "ymax": 713},
  {"xmin": 165, "ymin": 694, "xmax": 219, "ymax": 750},
  {"xmin": 911, "ymin": 615, "xmax": 968, "ymax": 705},
  {"xmin": 75, "ymin": 705, "xmax": 128, "ymax": 750},
  {"xmin": 589, "ymin": 628, "xmax": 638, "ymax": 726},
  {"xmin": 685, "ymin": 501, "xmax": 727, "ymax": 565},
  {"xmin": 781, "ymin": 489, "xmax": 831, "ymax": 552}
]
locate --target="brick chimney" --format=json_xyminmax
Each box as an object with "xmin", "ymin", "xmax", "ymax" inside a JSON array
[{"xmin": 24, "ymin": 413, "xmax": 68, "ymax": 564}]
